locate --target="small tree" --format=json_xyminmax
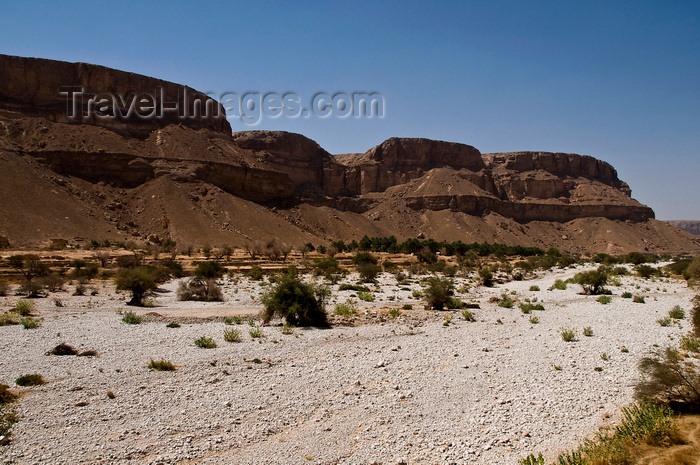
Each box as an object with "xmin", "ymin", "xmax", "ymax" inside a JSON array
[
  {"xmin": 261, "ymin": 268, "xmax": 329, "ymax": 326},
  {"xmin": 115, "ymin": 267, "xmax": 159, "ymax": 306},
  {"xmin": 573, "ymin": 270, "xmax": 609, "ymax": 295},
  {"xmin": 353, "ymin": 252, "xmax": 381, "ymax": 282},
  {"xmin": 478, "ymin": 267, "xmax": 493, "ymax": 287}
]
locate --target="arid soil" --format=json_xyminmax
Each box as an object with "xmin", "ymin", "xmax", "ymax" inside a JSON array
[{"xmin": 0, "ymin": 265, "xmax": 696, "ymax": 464}]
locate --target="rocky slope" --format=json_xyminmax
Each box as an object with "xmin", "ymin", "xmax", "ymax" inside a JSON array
[{"xmin": 1, "ymin": 54, "xmax": 698, "ymax": 254}]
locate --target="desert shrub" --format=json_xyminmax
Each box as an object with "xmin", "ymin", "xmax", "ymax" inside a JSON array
[
  {"xmin": 223, "ymin": 328, "xmax": 241, "ymax": 343},
  {"xmin": 597, "ymin": 295, "xmax": 612, "ymax": 304},
  {"xmin": 334, "ymin": 302, "xmax": 358, "ymax": 316},
  {"xmin": 416, "ymin": 246, "xmax": 438, "ymax": 264},
  {"xmin": 37, "ymin": 274, "xmax": 65, "ymax": 292},
  {"xmin": 637, "ymin": 347, "xmax": 700, "ymax": 409},
  {"xmin": 560, "ymin": 328, "xmax": 577, "ymax": 342},
  {"xmin": 248, "ymin": 265, "xmax": 264, "ymax": 281},
  {"xmin": 549, "ymin": 279, "xmax": 567, "ymax": 291},
  {"xmin": 281, "ymin": 323, "xmax": 295, "ymax": 335},
  {"xmin": 681, "ymin": 257, "xmax": 700, "ymax": 281},
  {"xmin": 19, "ymin": 281, "xmax": 44, "ymax": 298},
  {"xmin": 159, "ymin": 259, "xmax": 184, "ymax": 278},
  {"xmin": 462, "ymin": 309, "xmax": 475, "ymax": 321},
  {"xmin": 357, "ymin": 291, "xmax": 374, "ymax": 302},
  {"xmin": 382, "ymin": 260, "xmax": 397, "ymax": 271},
  {"xmin": 583, "ymin": 326, "xmax": 593, "ymax": 337},
  {"xmin": 622, "ymin": 291, "xmax": 633, "ymax": 298},
  {"xmin": 0, "ymin": 313, "xmax": 19, "ymax": 326},
  {"xmin": 352, "ymin": 252, "xmax": 377, "ymax": 266},
  {"xmin": 249, "ymin": 326, "xmax": 263, "ymax": 338},
  {"xmin": 261, "ymin": 268, "xmax": 330, "ymax": 326},
  {"xmin": 15, "ymin": 374, "xmax": 45, "ymax": 386},
  {"xmin": 388, "ymin": 308, "xmax": 401, "ymax": 319},
  {"xmin": 194, "ymin": 261, "xmax": 226, "ymax": 279},
  {"xmin": 115, "ymin": 266, "xmax": 160, "ymax": 306},
  {"xmin": 633, "ymin": 295, "xmax": 645, "ymax": 304},
  {"xmin": 573, "ymin": 270, "xmax": 608, "ymax": 295},
  {"xmin": 14, "ymin": 300, "xmax": 35, "ymax": 316},
  {"xmin": 338, "ymin": 284, "xmax": 370, "ymax": 292},
  {"xmin": 636, "ymin": 264, "xmax": 660, "ymax": 279},
  {"xmin": 446, "ymin": 296, "xmax": 466, "ymax": 309},
  {"xmin": 657, "ymin": 317, "xmax": 672, "ymax": 327},
  {"xmin": 669, "ymin": 305, "xmax": 685, "ymax": 320},
  {"xmin": 115, "ymin": 254, "xmax": 142, "ymax": 269},
  {"xmin": 224, "ymin": 315, "xmax": 242, "ymax": 325},
  {"xmin": 402, "ymin": 304, "xmax": 413, "ymax": 310},
  {"xmin": 478, "ymin": 267, "xmax": 493, "ymax": 287},
  {"xmin": 423, "ymin": 277, "xmax": 454, "ymax": 310},
  {"xmin": 47, "ymin": 343, "xmax": 78, "ymax": 355},
  {"xmin": 680, "ymin": 336, "xmax": 700, "ymax": 353},
  {"xmin": 166, "ymin": 322, "xmax": 180, "ymax": 328},
  {"xmin": 312, "ymin": 257, "xmax": 342, "ymax": 280},
  {"xmin": 529, "ymin": 285, "xmax": 540, "ymax": 291},
  {"xmin": 693, "ymin": 298, "xmax": 700, "ymax": 335},
  {"xmin": 498, "ymin": 294, "xmax": 514, "ymax": 308},
  {"xmin": 121, "ymin": 311, "xmax": 142, "ymax": 325},
  {"xmin": 177, "ymin": 278, "xmax": 223, "ymax": 302},
  {"xmin": 519, "ymin": 453, "xmax": 545, "ymax": 465},
  {"xmin": 20, "ymin": 317, "xmax": 40, "ymax": 329},
  {"xmin": 357, "ymin": 263, "xmax": 382, "ymax": 282},
  {"xmin": 529, "ymin": 316, "xmax": 539, "ymax": 324},
  {"xmin": 194, "ymin": 336, "xmax": 217, "ymax": 348},
  {"xmin": 147, "ymin": 359, "xmax": 176, "ymax": 371},
  {"xmin": 520, "ymin": 303, "xmax": 544, "ymax": 313}
]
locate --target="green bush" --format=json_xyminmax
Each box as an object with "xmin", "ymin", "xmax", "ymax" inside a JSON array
[
  {"xmin": 597, "ymin": 295, "xmax": 612, "ymax": 304},
  {"xmin": 633, "ymin": 295, "xmax": 645, "ymax": 304},
  {"xmin": 423, "ymin": 277, "xmax": 454, "ymax": 310},
  {"xmin": 669, "ymin": 306, "xmax": 685, "ymax": 320},
  {"xmin": 462, "ymin": 309, "xmax": 475, "ymax": 321},
  {"xmin": 680, "ymin": 335, "xmax": 700, "ymax": 352},
  {"xmin": 194, "ymin": 261, "xmax": 226, "ymax": 279},
  {"xmin": 388, "ymin": 308, "xmax": 401, "ymax": 319},
  {"xmin": 14, "ymin": 300, "xmax": 35, "ymax": 316},
  {"xmin": 529, "ymin": 285, "xmax": 540, "ymax": 291},
  {"xmin": 338, "ymin": 283, "xmax": 370, "ymax": 292},
  {"xmin": 478, "ymin": 267, "xmax": 493, "ymax": 287},
  {"xmin": 15, "ymin": 374, "xmax": 45, "ymax": 386},
  {"xmin": 333, "ymin": 302, "xmax": 358, "ymax": 316},
  {"xmin": 529, "ymin": 316, "xmax": 539, "ymax": 324},
  {"xmin": 261, "ymin": 268, "xmax": 330, "ymax": 326},
  {"xmin": 194, "ymin": 336, "xmax": 217, "ymax": 348},
  {"xmin": 20, "ymin": 317, "xmax": 40, "ymax": 329},
  {"xmin": 583, "ymin": 326, "xmax": 593, "ymax": 337},
  {"xmin": 549, "ymin": 279, "xmax": 567, "ymax": 291},
  {"xmin": 121, "ymin": 311, "xmax": 142, "ymax": 324},
  {"xmin": 248, "ymin": 265, "xmax": 264, "ymax": 281},
  {"xmin": 657, "ymin": 317, "xmax": 672, "ymax": 327},
  {"xmin": 357, "ymin": 262, "xmax": 382, "ymax": 282},
  {"xmin": 498, "ymin": 294, "xmax": 514, "ymax": 308},
  {"xmin": 573, "ymin": 270, "xmax": 609, "ymax": 295},
  {"xmin": 520, "ymin": 303, "xmax": 544, "ymax": 313},
  {"xmin": 357, "ymin": 291, "xmax": 374, "ymax": 302},
  {"xmin": 636, "ymin": 264, "xmax": 660, "ymax": 279},
  {"xmin": 622, "ymin": 291, "xmax": 633, "ymax": 298},
  {"xmin": 147, "ymin": 359, "xmax": 176, "ymax": 371},
  {"xmin": 312, "ymin": 257, "xmax": 342, "ymax": 280},
  {"xmin": 166, "ymin": 322, "xmax": 180, "ymax": 328}
]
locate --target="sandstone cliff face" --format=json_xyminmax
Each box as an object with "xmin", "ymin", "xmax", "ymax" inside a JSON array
[
  {"xmin": 0, "ymin": 54, "xmax": 231, "ymax": 137},
  {"xmin": 0, "ymin": 54, "xmax": 694, "ymax": 253}
]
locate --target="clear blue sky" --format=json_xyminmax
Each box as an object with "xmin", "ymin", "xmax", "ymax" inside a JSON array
[{"xmin": 1, "ymin": 1, "xmax": 698, "ymax": 219}]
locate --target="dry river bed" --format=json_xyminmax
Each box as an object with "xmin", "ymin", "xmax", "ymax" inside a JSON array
[{"xmin": 0, "ymin": 266, "xmax": 695, "ymax": 464}]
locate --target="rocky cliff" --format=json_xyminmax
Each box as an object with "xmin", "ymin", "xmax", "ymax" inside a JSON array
[{"xmin": 0, "ymin": 54, "xmax": 697, "ymax": 254}]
